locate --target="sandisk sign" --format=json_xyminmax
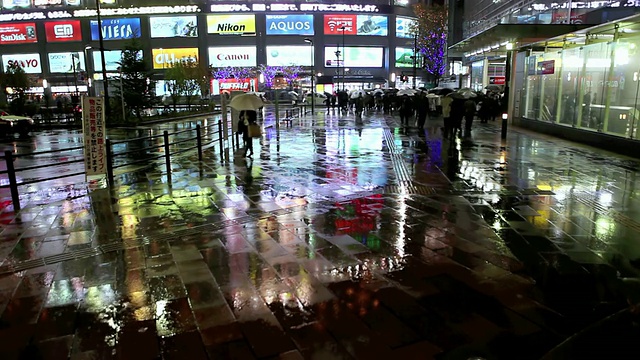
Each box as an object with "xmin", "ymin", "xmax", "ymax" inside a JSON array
[
  {"xmin": 0, "ymin": 22, "xmax": 37, "ymax": 45},
  {"xmin": 45, "ymin": 21, "xmax": 82, "ymax": 42},
  {"xmin": 1, "ymin": 53, "xmax": 42, "ymax": 74}
]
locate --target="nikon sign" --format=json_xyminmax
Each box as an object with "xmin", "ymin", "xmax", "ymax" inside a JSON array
[{"xmin": 207, "ymin": 14, "xmax": 256, "ymax": 35}]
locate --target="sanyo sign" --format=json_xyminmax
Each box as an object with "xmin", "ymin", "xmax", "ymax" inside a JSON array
[{"xmin": 1, "ymin": 54, "xmax": 42, "ymax": 74}]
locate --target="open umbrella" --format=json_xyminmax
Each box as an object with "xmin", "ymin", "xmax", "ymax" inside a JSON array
[
  {"xmin": 288, "ymin": 91, "xmax": 299, "ymax": 97},
  {"xmin": 372, "ymin": 89, "xmax": 384, "ymax": 95},
  {"xmin": 397, "ymin": 89, "xmax": 417, "ymax": 96},
  {"xmin": 350, "ymin": 89, "xmax": 367, "ymax": 99},
  {"xmin": 485, "ymin": 84, "xmax": 502, "ymax": 92},
  {"xmin": 458, "ymin": 88, "xmax": 477, "ymax": 99},
  {"xmin": 446, "ymin": 92, "xmax": 466, "ymax": 99},
  {"xmin": 229, "ymin": 93, "xmax": 264, "ymax": 111}
]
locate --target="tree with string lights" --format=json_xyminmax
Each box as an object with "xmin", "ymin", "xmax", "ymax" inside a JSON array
[{"xmin": 411, "ymin": 3, "xmax": 448, "ymax": 86}]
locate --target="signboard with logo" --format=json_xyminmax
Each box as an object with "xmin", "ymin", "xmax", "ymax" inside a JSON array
[
  {"xmin": 152, "ymin": 48, "xmax": 198, "ymax": 69},
  {"xmin": 149, "ymin": 15, "xmax": 197, "ymax": 38},
  {"xmin": 395, "ymin": 47, "xmax": 418, "ymax": 68},
  {"xmin": 82, "ymin": 96, "xmax": 107, "ymax": 176},
  {"xmin": 207, "ymin": 14, "xmax": 255, "ymax": 35},
  {"xmin": 266, "ymin": 46, "xmax": 312, "ymax": 66},
  {"xmin": 324, "ymin": 47, "xmax": 383, "ymax": 68},
  {"xmin": 538, "ymin": 60, "xmax": 555, "ymax": 75},
  {"xmin": 323, "ymin": 14, "xmax": 387, "ymax": 36},
  {"xmin": 489, "ymin": 76, "xmax": 505, "ymax": 85},
  {"xmin": 208, "ymin": 46, "xmax": 256, "ymax": 67},
  {"xmin": 266, "ymin": 14, "xmax": 314, "ymax": 35},
  {"xmin": 396, "ymin": 16, "xmax": 416, "ymax": 38},
  {"xmin": 211, "ymin": 78, "xmax": 258, "ymax": 95},
  {"xmin": 44, "ymin": 20, "xmax": 81, "ymax": 42},
  {"xmin": 0, "ymin": 22, "xmax": 37, "ymax": 44},
  {"xmin": 90, "ymin": 18, "xmax": 141, "ymax": 41},
  {"xmin": 209, "ymin": 3, "xmax": 393, "ymax": 14},
  {"xmin": 92, "ymin": 50, "xmax": 121, "ymax": 72},
  {"xmin": 1, "ymin": 53, "xmax": 41, "ymax": 73},
  {"xmin": 1, "ymin": 0, "xmax": 32, "ymax": 9},
  {"xmin": 48, "ymin": 52, "xmax": 85, "ymax": 73}
]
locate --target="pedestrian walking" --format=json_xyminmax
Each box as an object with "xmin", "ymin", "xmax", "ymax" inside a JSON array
[
  {"xmin": 399, "ymin": 95, "xmax": 413, "ymax": 126},
  {"xmin": 449, "ymin": 98, "xmax": 465, "ymax": 138},
  {"xmin": 237, "ymin": 110, "xmax": 258, "ymax": 157},
  {"xmin": 463, "ymin": 98, "xmax": 476, "ymax": 136},
  {"xmin": 416, "ymin": 92, "xmax": 429, "ymax": 130},
  {"xmin": 441, "ymin": 94, "xmax": 453, "ymax": 138}
]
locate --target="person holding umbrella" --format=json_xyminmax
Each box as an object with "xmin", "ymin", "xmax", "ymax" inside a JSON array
[{"xmin": 229, "ymin": 93, "xmax": 264, "ymax": 158}]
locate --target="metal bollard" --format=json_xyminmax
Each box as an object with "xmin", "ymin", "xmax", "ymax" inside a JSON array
[
  {"xmin": 4, "ymin": 150, "xmax": 20, "ymax": 211},
  {"xmin": 196, "ymin": 124, "xmax": 203, "ymax": 162},
  {"xmin": 105, "ymin": 139, "xmax": 115, "ymax": 186},
  {"xmin": 501, "ymin": 113, "xmax": 508, "ymax": 140},
  {"xmin": 218, "ymin": 120, "xmax": 224, "ymax": 160},
  {"xmin": 163, "ymin": 131, "xmax": 172, "ymax": 185}
]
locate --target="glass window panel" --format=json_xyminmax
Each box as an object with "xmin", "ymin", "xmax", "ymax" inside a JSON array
[
  {"xmin": 602, "ymin": 38, "xmax": 640, "ymax": 138},
  {"xmin": 558, "ymin": 47, "xmax": 583, "ymax": 126},
  {"xmin": 580, "ymin": 42, "xmax": 609, "ymax": 131}
]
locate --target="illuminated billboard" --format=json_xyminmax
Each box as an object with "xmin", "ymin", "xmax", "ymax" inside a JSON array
[
  {"xmin": 323, "ymin": 15, "xmax": 387, "ymax": 36},
  {"xmin": 207, "ymin": 14, "xmax": 255, "ymax": 35},
  {"xmin": 324, "ymin": 47, "xmax": 383, "ymax": 68},
  {"xmin": 149, "ymin": 16, "xmax": 197, "ymax": 38},
  {"xmin": 208, "ymin": 46, "xmax": 256, "ymax": 67},
  {"xmin": 395, "ymin": 47, "xmax": 419, "ymax": 68},
  {"xmin": 92, "ymin": 50, "xmax": 121, "ymax": 72},
  {"xmin": 44, "ymin": 20, "xmax": 82, "ymax": 42},
  {"xmin": 0, "ymin": 22, "xmax": 37, "ymax": 44},
  {"xmin": 396, "ymin": 16, "xmax": 416, "ymax": 38},
  {"xmin": 266, "ymin": 14, "xmax": 314, "ymax": 35},
  {"xmin": 1, "ymin": 53, "xmax": 42, "ymax": 74},
  {"xmin": 266, "ymin": 46, "xmax": 312, "ymax": 66},
  {"xmin": 48, "ymin": 52, "xmax": 86, "ymax": 73},
  {"xmin": 90, "ymin": 18, "xmax": 141, "ymax": 41},
  {"xmin": 152, "ymin": 48, "xmax": 199, "ymax": 69}
]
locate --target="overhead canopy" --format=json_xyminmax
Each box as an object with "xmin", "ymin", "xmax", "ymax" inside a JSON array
[{"xmin": 448, "ymin": 23, "xmax": 589, "ymax": 56}]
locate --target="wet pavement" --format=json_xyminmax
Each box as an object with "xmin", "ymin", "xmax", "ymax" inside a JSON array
[{"xmin": 1, "ymin": 110, "xmax": 640, "ymax": 359}]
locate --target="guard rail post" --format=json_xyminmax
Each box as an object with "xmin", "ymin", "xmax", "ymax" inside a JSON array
[
  {"xmin": 196, "ymin": 124, "xmax": 203, "ymax": 162},
  {"xmin": 105, "ymin": 139, "xmax": 115, "ymax": 186},
  {"xmin": 163, "ymin": 131, "xmax": 172, "ymax": 185},
  {"xmin": 218, "ymin": 120, "xmax": 224, "ymax": 161},
  {"xmin": 4, "ymin": 151, "xmax": 20, "ymax": 212}
]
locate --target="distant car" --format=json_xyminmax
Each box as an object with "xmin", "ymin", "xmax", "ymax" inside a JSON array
[{"xmin": 0, "ymin": 110, "xmax": 34, "ymax": 138}]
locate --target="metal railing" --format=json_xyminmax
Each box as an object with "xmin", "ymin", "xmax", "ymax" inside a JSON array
[{"xmin": 0, "ymin": 119, "xmax": 226, "ymax": 211}]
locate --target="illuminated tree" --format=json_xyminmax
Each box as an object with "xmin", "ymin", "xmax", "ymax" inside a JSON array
[
  {"xmin": 281, "ymin": 65, "xmax": 302, "ymax": 87},
  {"xmin": 411, "ymin": 4, "xmax": 448, "ymax": 85},
  {"xmin": 0, "ymin": 62, "xmax": 33, "ymax": 115}
]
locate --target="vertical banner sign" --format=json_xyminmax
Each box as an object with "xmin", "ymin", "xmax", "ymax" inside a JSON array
[{"xmin": 82, "ymin": 97, "xmax": 107, "ymax": 176}]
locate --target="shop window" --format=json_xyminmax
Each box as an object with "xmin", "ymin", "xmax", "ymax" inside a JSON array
[
  {"xmin": 471, "ymin": 60, "xmax": 484, "ymax": 92},
  {"xmin": 524, "ymin": 52, "xmax": 561, "ymax": 122},
  {"xmin": 558, "ymin": 47, "xmax": 583, "ymax": 127},
  {"xmin": 578, "ymin": 42, "xmax": 610, "ymax": 132}
]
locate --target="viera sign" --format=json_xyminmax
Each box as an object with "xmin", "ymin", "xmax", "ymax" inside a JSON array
[{"xmin": 207, "ymin": 14, "xmax": 255, "ymax": 35}]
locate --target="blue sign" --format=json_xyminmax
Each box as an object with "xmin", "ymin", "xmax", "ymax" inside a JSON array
[
  {"xmin": 90, "ymin": 18, "xmax": 141, "ymax": 41},
  {"xmin": 266, "ymin": 15, "xmax": 314, "ymax": 35}
]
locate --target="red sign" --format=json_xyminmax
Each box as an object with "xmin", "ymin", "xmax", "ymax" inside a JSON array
[
  {"xmin": 211, "ymin": 78, "xmax": 259, "ymax": 95},
  {"xmin": 0, "ymin": 23, "xmax": 37, "ymax": 45},
  {"xmin": 323, "ymin": 14, "xmax": 357, "ymax": 35},
  {"xmin": 489, "ymin": 76, "xmax": 505, "ymax": 85},
  {"xmin": 538, "ymin": 60, "xmax": 555, "ymax": 75},
  {"xmin": 45, "ymin": 21, "xmax": 82, "ymax": 42}
]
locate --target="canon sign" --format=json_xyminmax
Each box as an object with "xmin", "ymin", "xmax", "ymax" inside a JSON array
[
  {"xmin": 2, "ymin": 54, "xmax": 42, "ymax": 74},
  {"xmin": 208, "ymin": 47, "xmax": 256, "ymax": 67}
]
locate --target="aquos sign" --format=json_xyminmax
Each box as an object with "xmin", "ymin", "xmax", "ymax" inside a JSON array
[
  {"xmin": 265, "ymin": 14, "xmax": 314, "ymax": 35},
  {"xmin": 208, "ymin": 46, "xmax": 257, "ymax": 67},
  {"xmin": 44, "ymin": 20, "xmax": 82, "ymax": 42},
  {"xmin": 1, "ymin": 53, "xmax": 42, "ymax": 74},
  {"xmin": 0, "ymin": 22, "xmax": 37, "ymax": 44}
]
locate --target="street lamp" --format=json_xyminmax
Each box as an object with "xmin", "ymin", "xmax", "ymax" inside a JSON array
[
  {"xmin": 96, "ymin": 0, "xmax": 110, "ymax": 115},
  {"xmin": 338, "ymin": 26, "xmax": 346, "ymax": 91},
  {"xmin": 304, "ymin": 38, "xmax": 315, "ymax": 113},
  {"xmin": 412, "ymin": 34, "xmax": 418, "ymax": 89},
  {"xmin": 334, "ymin": 49, "xmax": 341, "ymax": 93},
  {"xmin": 84, "ymin": 45, "xmax": 92, "ymax": 96}
]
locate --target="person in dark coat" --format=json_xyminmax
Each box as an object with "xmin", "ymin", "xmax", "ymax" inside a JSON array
[
  {"xmin": 399, "ymin": 95, "xmax": 413, "ymax": 126},
  {"xmin": 237, "ymin": 110, "xmax": 257, "ymax": 157},
  {"xmin": 463, "ymin": 98, "xmax": 476, "ymax": 136},
  {"xmin": 449, "ymin": 98, "xmax": 465, "ymax": 138},
  {"xmin": 415, "ymin": 92, "xmax": 429, "ymax": 129}
]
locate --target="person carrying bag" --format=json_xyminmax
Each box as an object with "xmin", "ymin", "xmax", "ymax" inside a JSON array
[{"xmin": 238, "ymin": 110, "xmax": 259, "ymax": 157}]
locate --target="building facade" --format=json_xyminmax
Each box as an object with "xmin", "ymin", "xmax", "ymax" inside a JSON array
[
  {"xmin": 0, "ymin": 0, "xmax": 425, "ymax": 100},
  {"xmin": 448, "ymin": 0, "xmax": 640, "ymax": 155}
]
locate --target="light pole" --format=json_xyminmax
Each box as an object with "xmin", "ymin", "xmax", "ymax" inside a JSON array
[
  {"xmin": 117, "ymin": 66, "xmax": 126, "ymax": 121},
  {"xmin": 339, "ymin": 26, "xmax": 346, "ymax": 91},
  {"xmin": 412, "ymin": 34, "xmax": 417, "ymax": 89},
  {"xmin": 96, "ymin": 0, "xmax": 109, "ymax": 115},
  {"xmin": 84, "ymin": 45, "xmax": 92, "ymax": 96},
  {"xmin": 304, "ymin": 38, "xmax": 315, "ymax": 113}
]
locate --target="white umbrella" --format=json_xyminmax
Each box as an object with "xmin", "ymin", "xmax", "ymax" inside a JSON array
[
  {"xmin": 372, "ymin": 89, "xmax": 384, "ymax": 95},
  {"xmin": 397, "ymin": 89, "xmax": 417, "ymax": 96},
  {"xmin": 229, "ymin": 93, "xmax": 264, "ymax": 111},
  {"xmin": 350, "ymin": 90, "xmax": 367, "ymax": 99},
  {"xmin": 288, "ymin": 91, "xmax": 299, "ymax": 97},
  {"xmin": 459, "ymin": 89, "xmax": 477, "ymax": 99}
]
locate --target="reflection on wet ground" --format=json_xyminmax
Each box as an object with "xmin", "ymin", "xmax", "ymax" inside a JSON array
[{"xmin": 1, "ymin": 112, "xmax": 640, "ymax": 359}]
